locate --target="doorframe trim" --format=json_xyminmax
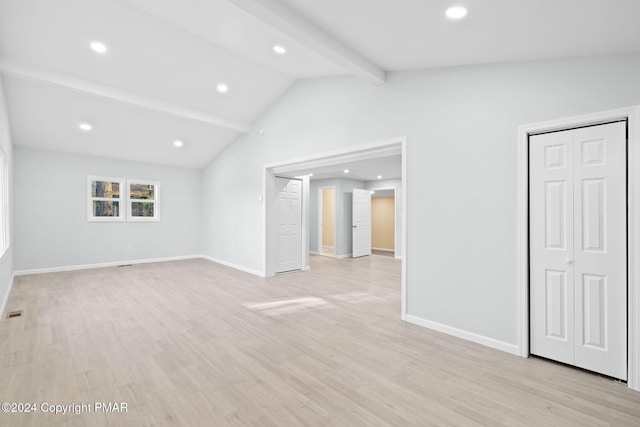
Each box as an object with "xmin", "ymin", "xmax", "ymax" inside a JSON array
[
  {"xmin": 516, "ymin": 105, "xmax": 640, "ymax": 391},
  {"xmin": 263, "ymin": 137, "xmax": 408, "ymax": 319}
]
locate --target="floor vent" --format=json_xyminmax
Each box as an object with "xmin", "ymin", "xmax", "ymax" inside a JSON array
[
  {"xmin": 6, "ymin": 310, "xmax": 23, "ymax": 319},
  {"xmin": 117, "ymin": 264, "xmax": 133, "ymax": 268}
]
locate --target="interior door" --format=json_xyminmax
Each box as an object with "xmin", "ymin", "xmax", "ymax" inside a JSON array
[
  {"xmin": 352, "ymin": 189, "xmax": 371, "ymax": 258},
  {"xmin": 275, "ymin": 177, "xmax": 302, "ymax": 273},
  {"xmin": 529, "ymin": 121, "xmax": 627, "ymax": 380}
]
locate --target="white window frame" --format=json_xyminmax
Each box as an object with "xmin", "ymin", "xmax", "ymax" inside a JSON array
[
  {"xmin": 0, "ymin": 148, "xmax": 9, "ymax": 257},
  {"xmin": 127, "ymin": 179, "xmax": 160, "ymax": 222},
  {"xmin": 87, "ymin": 175, "xmax": 126, "ymax": 222}
]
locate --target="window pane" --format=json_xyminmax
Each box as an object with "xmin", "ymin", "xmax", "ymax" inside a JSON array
[
  {"xmin": 130, "ymin": 183, "xmax": 155, "ymax": 200},
  {"xmin": 91, "ymin": 181, "xmax": 120, "ymax": 198},
  {"xmin": 131, "ymin": 201, "xmax": 155, "ymax": 217},
  {"xmin": 93, "ymin": 201, "xmax": 120, "ymax": 217}
]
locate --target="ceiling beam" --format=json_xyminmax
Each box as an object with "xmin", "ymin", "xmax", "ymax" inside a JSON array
[
  {"xmin": 0, "ymin": 56, "xmax": 252, "ymax": 133},
  {"xmin": 226, "ymin": 0, "xmax": 386, "ymax": 84}
]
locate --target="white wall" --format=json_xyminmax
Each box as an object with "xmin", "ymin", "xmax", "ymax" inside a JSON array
[
  {"xmin": 201, "ymin": 53, "xmax": 640, "ymax": 345},
  {"xmin": 365, "ymin": 179, "xmax": 402, "ymax": 258},
  {"xmin": 14, "ymin": 147, "xmax": 202, "ymax": 271},
  {"xmin": 309, "ymin": 178, "xmax": 365, "ymax": 257},
  {"xmin": 0, "ymin": 76, "xmax": 14, "ymax": 315}
]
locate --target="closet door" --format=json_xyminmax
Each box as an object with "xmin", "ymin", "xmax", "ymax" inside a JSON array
[
  {"xmin": 530, "ymin": 122, "xmax": 627, "ymax": 380},
  {"xmin": 572, "ymin": 123, "xmax": 626, "ymax": 380},
  {"xmin": 530, "ymin": 129, "xmax": 575, "ymax": 365}
]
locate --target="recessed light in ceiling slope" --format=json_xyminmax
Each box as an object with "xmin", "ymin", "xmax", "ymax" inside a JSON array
[
  {"xmin": 273, "ymin": 45, "xmax": 286, "ymax": 55},
  {"xmin": 173, "ymin": 140, "xmax": 184, "ymax": 148},
  {"xmin": 445, "ymin": 6, "xmax": 468, "ymax": 20},
  {"xmin": 344, "ymin": 169, "xmax": 350, "ymax": 174},
  {"xmin": 78, "ymin": 122, "xmax": 93, "ymax": 131},
  {"xmin": 90, "ymin": 41, "xmax": 108, "ymax": 54},
  {"xmin": 216, "ymin": 83, "xmax": 229, "ymax": 94}
]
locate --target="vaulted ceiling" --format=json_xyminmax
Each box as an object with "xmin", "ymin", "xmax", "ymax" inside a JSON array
[{"xmin": 1, "ymin": 0, "xmax": 639, "ymax": 168}]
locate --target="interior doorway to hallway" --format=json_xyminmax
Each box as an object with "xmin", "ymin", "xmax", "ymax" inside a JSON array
[
  {"xmin": 371, "ymin": 188, "xmax": 396, "ymax": 258},
  {"xmin": 263, "ymin": 137, "xmax": 407, "ymax": 317},
  {"xmin": 320, "ymin": 186, "xmax": 336, "ymax": 257}
]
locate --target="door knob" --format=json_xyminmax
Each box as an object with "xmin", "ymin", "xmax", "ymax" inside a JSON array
[
  {"xmin": 353, "ymin": 225, "xmax": 357, "ymax": 228},
  {"xmin": 565, "ymin": 258, "xmax": 573, "ymax": 264}
]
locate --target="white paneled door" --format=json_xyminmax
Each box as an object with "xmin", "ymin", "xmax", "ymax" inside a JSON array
[
  {"xmin": 275, "ymin": 177, "xmax": 302, "ymax": 273},
  {"xmin": 352, "ymin": 189, "xmax": 371, "ymax": 258},
  {"xmin": 530, "ymin": 121, "xmax": 627, "ymax": 380}
]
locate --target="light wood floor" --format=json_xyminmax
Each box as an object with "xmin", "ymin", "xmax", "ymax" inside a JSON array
[
  {"xmin": 1, "ymin": 256, "xmax": 640, "ymax": 426},
  {"xmin": 371, "ymin": 250, "xmax": 394, "ymax": 257}
]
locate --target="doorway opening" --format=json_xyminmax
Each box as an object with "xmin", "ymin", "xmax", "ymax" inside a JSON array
[
  {"xmin": 320, "ymin": 186, "xmax": 336, "ymax": 257},
  {"xmin": 517, "ymin": 106, "xmax": 640, "ymax": 391},
  {"xmin": 264, "ymin": 137, "xmax": 407, "ymax": 318},
  {"xmin": 371, "ymin": 188, "xmax": 396, "ymax": 258}
]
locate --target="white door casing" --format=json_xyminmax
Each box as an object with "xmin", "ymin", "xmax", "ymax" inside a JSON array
[
  {"xmin": 275, "ymin": 177, "xmax": 302, "ymax": 273},
  {"xmin": 530, "ymin": 121, "xmax": 627, "ymax": 380},
  {"xmin": 352, "ymin": 188, "xmax": 371, "ymax": 258}
]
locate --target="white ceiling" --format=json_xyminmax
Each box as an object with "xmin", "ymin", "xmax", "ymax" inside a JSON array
[
  {"xmin": 1, "ymin": 0, "xmax": 639, "ymax": 168},
  {"xmin": 279, "ymin": 0, "xmax": 640, "ymax": 70},
  {"xmin": 2, "ymin": 76, "xmax": 238, "ymax": 168},
  {"xmin": 283, "ymin": 155, "xmax": 401, "ymax": 183}
]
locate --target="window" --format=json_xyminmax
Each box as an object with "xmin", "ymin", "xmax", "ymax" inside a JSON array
[
  {"xmin": 87, "ymin": 176, "xmax": 160, "ymax": 222},
  {"xmin": 128, "ymin": 180, "xmax": 159, "ymax": 221},
  {"xmin": 0, "ymin": 148, "xmax": 8, "ymax": 256},
  {"xmin": 87, "ymin": 176, "xmax": 125, "ymax": 222}
]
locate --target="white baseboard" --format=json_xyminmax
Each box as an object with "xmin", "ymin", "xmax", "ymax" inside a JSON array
[
  {"xmin": 0, "ymin": 273, "xmax": 15, "ymax": 319},
  {"xmin": 335, "ymin": 253, "xmax": 352, "ymax": 259},
  {"xmin": 201, "ymin": 255, "xmax": 265, "ymax": 277},
  {"xmin": 309, "ymin": 251, "xmax": 321, "ymax": 256},
  {"xmin": 13, "ymin": 255, "xmax": 202, "ymax": 276},
  {"xmin": 13, "ymin": 254, "xmax": 268, "ymax": 280},
  {"xmin": 372, "ymin": 247, "xmax": 394, "ymax": 252},
  {"xmin": 394, "ymin": 255, "xmax": 402, "ymax": 260},
  {"xmin": 404, "ymin": 314, "xmax": 519, "ymax": 356},
  {"xmin": 322, "ymin": 245, "xmax": 335, "ymax": 250}
]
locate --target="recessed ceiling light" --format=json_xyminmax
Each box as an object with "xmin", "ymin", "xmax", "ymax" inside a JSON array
[
  {"xmin": 273, "ymin": 45, "xmax": 286, "ymax": 55},
  {"xmin": 173, "ymin": 140, "xmax": 184, "ymax": 148},
  {"xmin": 78, "ymin": 122, "xmax": 93, "ymax": 131},
  {"xmin": 216, "ymin": 83, "xmax": 229, "ymax": 94},
  {"xmin": 309, "ymin": 173, "xmax": 313, "ymax": 177},
  {"xmin": 445, "ymin": 6, "xmax": 468, "ymax": 20},
  {"xmin": 344, "ymin": 169, "xmax": 350, "ymax": 174},
  {"xmin": 377, "ymin": 175, "xmax": 382, "ymax": 179},
  {"xmin": 90, "ymin": 41, "xmax": 107, "ymax": 54},
  {"xmin": 370, "ymin": 191, "xmax": 375, "ymax": 195}
]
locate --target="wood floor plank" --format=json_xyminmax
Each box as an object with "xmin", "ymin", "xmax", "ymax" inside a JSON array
[{"xmin": 1, "ymin": 255, "xmax": 639, "ymax": 426}]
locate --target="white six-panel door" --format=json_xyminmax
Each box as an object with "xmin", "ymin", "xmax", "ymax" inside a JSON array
[
  {"xmin": 275, "ymin": 177, "xmax": 302, "ymax": 273},
  {"xmin": 530, "ymin": 121, "xmax": 627, "ymax": 380},
  {"xmin": 352, "ymin": 189, "xmax": 371, "ymax": 258}
]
